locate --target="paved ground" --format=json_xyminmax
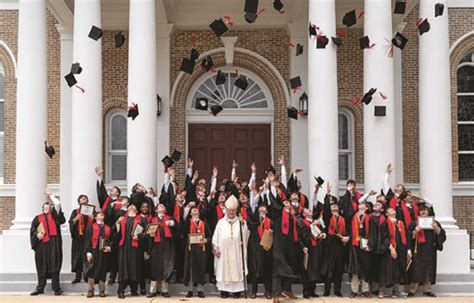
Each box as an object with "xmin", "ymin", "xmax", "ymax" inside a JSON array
[{"xmin": 0, "ymin": 295, "xmax": 473, "ymax": 303}]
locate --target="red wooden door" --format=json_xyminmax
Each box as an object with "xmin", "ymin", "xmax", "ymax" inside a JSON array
[{"xmin": 188, "ymin": 124, "xmax": 271, "ymax": 184}]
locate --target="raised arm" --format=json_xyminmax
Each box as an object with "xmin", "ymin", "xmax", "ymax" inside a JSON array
[
  {"xmin": 45, "ymin": 187, "xmax": 61, "ymax": 213},
  {"xmin": 383, "ymin": 163, "xmax": 393, "ymax": 195},
  {"xmin": 278, "ymin": 156, "xmax": 287, "ymax": 188},
  {"xmin": 95, "ymin": 166, "xmax": 108, "ymax": 207},
  {"xmin": 248, "ymin": 162, "xmax": 257, "ymax": 190},
  {"xmin": 231, "ymin": 160, "xmax": 238, "ymax": 182}
]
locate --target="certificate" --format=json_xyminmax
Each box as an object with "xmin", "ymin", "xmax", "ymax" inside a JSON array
[
  {"xmin": 99, "ymin": 237, "xmax": 110, "ymax": 250},
  {"xmin": 311, "ymin": 224, "xmax": 321, "ymax": 239},
  {"xmin": 80, "ymin": 204, "xmax": 95, "ymax": 217},
  {"xmin": 37, "ymin": 222, "xmax": 45, "ymax": 235},
  {"xmin": 189, "ymin": 233, "xmax": 204, "ymax": 244},
  {"xmin": 131, "ymin": 223, "xmax": 144, "ymax": 237},
  {"xmin": 360, "ymin": 238, "xmax": 369, "ymax": 250},
  {"xmin": 145, "ymin": 223, "xmax": 159, "ymax": 236},
  {"xmin": 260, "ymin": 230, "xmax": 273, "ymax": 250},
  {"xmin": 303, "ymin": 251, "xmax": 309, "ymax": 270},
  {"xmin": 418, "ymin": 217, "xmax": 434, "ymax": 229}
]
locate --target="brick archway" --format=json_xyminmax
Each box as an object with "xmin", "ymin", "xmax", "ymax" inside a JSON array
[{"xmin": 170, "ymin": 49, "xmax": 290, "ymax": 184}]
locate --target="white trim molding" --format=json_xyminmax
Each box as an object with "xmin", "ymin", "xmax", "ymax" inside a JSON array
[
  {"xmin": 450, "ymin": 31, "xmax": 474, "ymax": 54},
  {"xmin": 0, "ymin": 1, "xmax": 18, "ymax": 10},
  {"xmin": 0, "ymin": 41, "xmax": 18, "ymax": 78},
  {"xmin": 448, "ymin": 0, "xmax": 474, "ymax": 8}
]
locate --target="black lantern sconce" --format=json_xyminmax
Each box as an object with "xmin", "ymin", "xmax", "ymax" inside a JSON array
[
  {"xmin": 156, "ymin": 94, "xmax": 162, "ymax": 117},
  {"xmin": 299, "ymin": 92, "xmax": 308, "ymax": 116}
]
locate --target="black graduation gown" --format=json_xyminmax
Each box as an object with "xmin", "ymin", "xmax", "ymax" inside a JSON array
[
  {"xmin": 380, "ymin": 219, "xmax": 410, "ymax": 287},
  {"xmin": 409, "ymin": 220, "xmax": 446, "ymax": 284},
  {"xmin": 369, "ymin": 214, "xmax": 390, "ymax": 283},
  {"xmin": 297, "ymin": 218, "xmax": 324, "ymax": 283},
  {"xmin": 116, "ymin": 216, "xmax": 145, "ymax": 282},
  {"xmin": 130, "ymin": 192, "xmax": 156, "ymax": 215},
  {"xmin": 182, "ymin": 217, "xmax": 212, "ymax": 285},
  {"xmin": 97, "ymin": 180, "xmax": 119, "ymax": 227},
  {"xmin": 338, "ymin": 190, "xmax": 358, "ymax": 234},
  {"xmin": 138, "ymin": 215, "xmax": 151, "ymax": 282},
  {"xmin": 30, "ymin": 209, "xmax": 66, "ymax": 277},
  {"xmin": 348, "ymin": 213, "xmax": 372, "ymax": 280},
  {"xmin": 247, "ymin": 210, "xmax": 273, "ymax": 284},
  {"xmin": 148, "ymin": 216, "xmax": 176, "ymax": 282},
  {"xmin": 83, "ymin": 223, "xmax": 113, "ymax": 281},
  {"xmin": 69, "ymin": 209, "xmax": 92, "ymax": 274}
]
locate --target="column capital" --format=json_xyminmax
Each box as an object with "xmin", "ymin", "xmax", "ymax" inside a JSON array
[
  {"xmin": 156, "ymin": 23, "xmax": 174, "ymax": 39},
  {"xmin": 55, "ymin": 23, "xmax": 73, "ymax": 40},
  {"xmin": 221, "ymin": 36, "xmax": 238, "ymax": 65}
]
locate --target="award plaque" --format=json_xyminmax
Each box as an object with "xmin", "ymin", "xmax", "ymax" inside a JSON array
[
  {"xmin": 310, "ymin": 224, "xmax": 321, "ymax": 239},
  {"xmin": 418, "ymin": 217, "xmax": 434, "ymax": 229},
  {"xmin": 260, "ymin": 229, "xmax": 273, "ymax": 250},
  {"xmin": 145, "ymin": 223, "xmax": 159, "ymax": 236},
  {"xmin": 360, "ymin": 238, "xmax": 369, "ymax": 250},
  {"xmin": 131, "ymin": 223, "xmax": 144, "ymax": 237},
  {"xmin": 189, "ymin": 233, "xmax": 204, "ymax": 244},
  {"xmin": 80, "ymin": 204, "xmax": 95, "ymax": 217}
]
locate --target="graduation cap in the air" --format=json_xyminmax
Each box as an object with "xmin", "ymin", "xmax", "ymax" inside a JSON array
[
  {"xmin": 161, "ymin": 156, "xmax": 174, "ymax": 167},
  {"xmin": 391, "ymin": 32, "xmax": 408, "ymax": 50},
  {"xmin": 435, "ymin": 3, "xmax": 444, "ymax": 17},
  {"xmin": 171, "ymin": 149, "xmax": 182, "ymax": 163},
  {"xmin": 127, "ymin": 103, "xmax": 139, "ymax": 120},
  {"xmin": 394, "ymin": 1, "xmax": 406, "ymax": 15},
  {"xmin": 342, "ymin": 10, "xmax": 357, "ymax": 27},
  {"xmin": 309, "ymin": 23, "xmax": 317, "ymax": 37},
  {"xmin": 215, "ymin": 70, "xmax": 226, "ymax": 85},
  {"xmin": 287, "ymin": 106, "xmax": 299, "ymax": 120},
  {"xmin": 88, "ymin": 25, "xmax": 103, "ymax": 41},
  {"xmin": 290, "ymin": 76, "xmax": 302, "ymax": 91},
  {"xmin": 190, "ymin": 48, "xmax": 200, "ymax": 61},
  {"xmin": 115, "ymin": 32, "xmax": 126, "ymax": 48},
  {"xmin": 195, "ymin": 98, "xmax": 209, "ymax": 111},
  {"xmin": 359, "ymin": 35, "xmax": 374, "ymax": 50},
  {"xmin": 70, "ymin": 62, "xmax": 82, "ymax": 74},
  {"xmin": 316, "ymin": 35, "xmax": 329, "ymax": 49},
  {"xmin": 331, "ymin": 36, "xmax": 343, "ymax": 47},
  {"xmin": 234, "ymin": 75, "xmax": 249, "ymax": 91},
  {"xmin": 273, "ymin": 0, "xmax": 284, "ymax": 13},
  {"xmin": 314, "ymin": 176, "xmax": 325, "ymax": 186},
  {"xmin": 417, "ymin": 18, "xmax": 430, "ymax": 36},
  {"xmin": 44, "ymin": 141, "xmax": 55, "ymax": 159},
  {"xmin": 296, "ymin": 43, "xmax": 304, "ymax": 56},
  {"xmin": 209, "ymin": 19, "xmax": 228, "ymax": 37},
  {"xmin": 362, "ymin": 88, "xmax": 377, "ymax": 105},
  {"xmin": 374, "ymin": 106, "xmax": 386, "ymax": 117},
  {"xmin": 244, "ymin": 0, "xmax": 259, "ymax": 23},
  {"xmin": 180, "ymin": 58, "xmax": 195, "ymax": 74},
  {"xmin": 64, "ymin": 73, "xmax": 77, "ymax": 87},
  {"xmin": 210, "ymin": 105, "xmax": 224, "ymax": 116},
  {"xmin": 201, "ymin": 55, "xmax": 214, "ymax": 72}
]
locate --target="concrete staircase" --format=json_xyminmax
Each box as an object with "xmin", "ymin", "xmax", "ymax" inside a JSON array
[{"xmin": 0, "ymin": 272, "xmax": 473, "ymax": 297}]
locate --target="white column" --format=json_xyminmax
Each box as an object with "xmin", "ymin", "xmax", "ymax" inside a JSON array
[
  {"xmin": 127, "ymin": 0, "xmax": 157, "ymax": 189},
  {"xmin": 70, "ymin": 0, "xmax": 102, "ymax": 204},
  {"xmin": 56, "ymin": 24, "xmax": 73, "ymax": 214},
  {"xmin": 363, "ymin": 0, "xmax": 395, "ymax": 193},
  {"xmin": 393, "ymin": 34, "xmax": 404, "ymax": 185},
  {"xmin": 156, "ymin": 24, "xmax": 173, "ymax": 186},
  {"xmin": 419, "ymin": 0, "xmax": 469, "ymax": 273},
  {"xmin": 13, "ymin": 0, "xmax": 48, "ymax": 229},
  {"xmin": 308, "ymin": 0, "xmax": 339, "ymax": 197}
]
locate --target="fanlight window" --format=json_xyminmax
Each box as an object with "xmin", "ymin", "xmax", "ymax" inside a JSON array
[{"xmin": 192, "ymin": 72, "xmax": 268, "ymax": 109}]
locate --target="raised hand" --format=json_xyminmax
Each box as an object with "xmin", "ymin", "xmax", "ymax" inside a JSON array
[
  {"xmin": 212, "ymin": 166, "xmax": 218, "ymax": 177},
  {"xmin": 188, "ymin": 158, "xmax": 194, "ymax": 167},
  {"xmin": 192, "ymin": 170, "xmax": 199, "ymax": 182},
  {"xmin": 44, "ymin": 187, "xmax": 52, "ymax": 197},
  {"xmin": 95, "ymin": 166, "xmax": 103, "ymax": 177},
  {"xmin": 386, "ymin": 163, "xmax": 393, "ymax": 174},
  {"xmin": 278, "ymin": 155, "xmax": 285, "ymax": 166},
  {"xmin": 369, "ymin": 190, "xmax": 377, "ymax": 196},
  {"xmin": 232, "ymin": 160, "xmax": 238, "ymax": 169},
  {"xmin": 327, "ymin": 182, "xmax": 332, "ymax": 195},
  {"xmin": 251, "ymin": 162, "xmax": 256, "ymax": 173},
  {"xmin": 295, "ymin": 168, "xmax": 303, "ymax": 174}
]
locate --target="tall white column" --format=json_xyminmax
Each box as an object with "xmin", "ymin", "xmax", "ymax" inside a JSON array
[
  {"xmin": 393, "ymin": 39, "xmax": 404, "ymax": 185},
  {"xmin": 363, "ymin": 0, "xmax": 395, "ymax": 193},
  {"xmin": 70, "ymin": 0, "xmax": 102, "ymax": 205},
  {"xmin": 127, "ymin": 0, "xmax": 157, "ymax": 190},
  {"xmin": 56, "ymin": 24, "xmax": 73, "ymax": 214},
  {"xmin": 419, "ymin": 0, "xmax": 469, "ymax": 273},
  {"xmin": 13, "ymin": 0, "xmax": 48, "ymax": 229},
  {"xmin": 308, "ymin": 0, "xmax": 339, "ymax": 197}
]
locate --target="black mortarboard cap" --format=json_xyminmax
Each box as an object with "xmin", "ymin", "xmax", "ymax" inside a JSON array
[
  {"xmin": 394, "ymin": 1, "xmax": 406, "ymax": 15},
  {"xmin": 70, "ymin": 63, "xmax": 82, "ymax": 74},
  {"xmin": 64, "ymin": 73, "xmax": 77, "ymax": 87},
  {"xmin": 392, "ymin": 32, "xmax": 408, "ymax": 50},
  {"xmin": 314, "ymin": 176, "xmax": 325, "ymax": 186},
  {"xmin": 273, "ymin": 0, "xmax": 284, "ymax": 12},
  {"xmin": 359, "ymin": 35, "xmax": 371, "ymax": 49},
  {"xmin": 161, "ymin": 156, "xmax": 174, "ymax": 167},
  {"xmin": 209, "ymin": 19, "xmax": 228, "ymax": 37},
  {"xmin": 190, "ymin": 48, "xmax": 200, "ymax": 61},
  {"xmin": 266, "ymin": 165, "xmax": 276, "ymax": 175},
  {"xmin": 45, "ymin": 143, "xmax": 55, "ymax": 159},
  {"xmin": 235, "ymin": 76, "xmax": 249, "ymax": 91},
  {"xmin": 342, "ymin": 10, "xmax": 357, "ymax": 27},
  {"xmin": 128, "ymin": 104, "xmax": 139, "ymax": 120},
  {"xmin": 435, "ymin": 3, "xmax": 444, "ymax": 17},
  {"xmin": 362, "ymin": 88, "xmax": 377, "ymax": 105},
  {"xmin": 171, "ymin": 149, "xmax": 182, "ymax": 162},
  {"xmin": 115, "ymin": 32, "xmax": 126, "ymax": 48},
  {"xmin": 374, "ymin": 106, "xmax": 386, "ymax": 117},
  {"xmin": 331, "ymin": 36, "xmax": 343, "ymax": 47},
  {"xmin": 245, "ymin": 12, "xmax": 258, "ymax": 23},
  {"xmin": 88, "ymin": 25, "xmax": 103, "ymax": 41},
  {"xmin": 201, "ymin": 55, "xmax": 214, "ymax": 71},
  {"xmin": 309, "ymin": 23, "xmax": 317, "ymax": 37},
  {"xmin": 195, "ymin": 98, "xmax": 208, "ymax": 111},
  {"xmin": 287, "ymin": 106, "xmax": 299, "ymax": 120},
  {"xmin": 216, "ymin": 70, "xmax": 226, "ymax": 85},
  {"xmin": 290, "ymin": 76, "xmax": 302, "ymax": 90},
  {"xmin": 180, "ymin": 58, "xmax": 195, "ymax": 74},
  {"xmin": 316, "ymin": 35, "xmax": 329, "ymax": 49},
  {"xmin": 418, "ymin": 18, "xmax": 430, "ymax": 35},
  {"xmin": 296, "ymin": 43, "xmax": 304, "ymax": 56},
  {"xmin": 210, "ymin": 104, "xmax": 223, "ymax": 116},
  {"xmin": 225, "ymin": 180, "xmax": 235, "ymax": 193}
]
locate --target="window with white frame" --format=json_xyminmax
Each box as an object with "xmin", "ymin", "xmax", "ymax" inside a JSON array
[
  {"xmin": 338, "ymin": 109, "xmax": 355, "ymax": 181},
  {"xmin": 106, "ymin": 110, "xmax": 127, "ymax": 183},
  {"xmin": 0, "ymin": 63, "xmax": 5, "ymax": 181},
  {"xmin": 457, "ymin": 52, "xmax": 474, "ymax": 181}
]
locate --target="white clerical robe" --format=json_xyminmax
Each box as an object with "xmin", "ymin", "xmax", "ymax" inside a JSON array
[{"xmin": 212, "ymin": 215, "xmax": 249, "ymax": 292}]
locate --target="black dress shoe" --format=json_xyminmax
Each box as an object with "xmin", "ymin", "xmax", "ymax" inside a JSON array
[
  {"xmin": 250, "ymin": 293, "xmax": 257, "ymax": 299},
  {"xmin": 198, "ymin": 291, "xmax": 205, "ymax": 298},
  {"xmin": 233, "ymin": 292, "xmax": 241, "ymax": 298},
  {"xmin": 323, "ymin": 291, "xmax": 330, "ymax": 297},
  {"xmin": 30, "ymin": 289, "xmax": 44, "ymax": 296},
  {"xmin": 162, "ymin": 292, "xmax": 170, "ymax": 298},
  {"xmin": 221, "ymin": 291, "xmax": 229, "ymax": 298},
  {"xmin": 407, "ymin": 292, "xmax": 415, "ymax": 297},
  {"xmin": 140, "ymin": 288, "xmax": 146, "ymax": 295},
  {"xmin": 185, "ymin": 291, "xmax": 193, "ymax": 298},
  {"xmin": 54, "ymin": 289, "xmax": 63, "ymax": 296},
  {"xmin": 423, "ymin": 292, "xmax": 437, "ymax": 297},
  {"xmin": 349, "ymin": 292, "xmax": 358, "ymax": 298},
  {"xmin": 303, "ymin": 293, "xmax": 310, "ymax": 299},
  {"xmin": 71, "ymin": 277, "xmax": 81, "ymax": 284},
  {"xmin": 146, "ymin": 292, "xmax": 156, "ymax": 298},
  {"xmin": 117, "ymin": 292, "xmax": 125, "ymax": 299},
  {"xmin": 311, "ymin": 293, "xmax": 319, "ymax": 298},
  {"xmin": 334, "ymin": 291, "xmax": 343, "ymax": 297}
]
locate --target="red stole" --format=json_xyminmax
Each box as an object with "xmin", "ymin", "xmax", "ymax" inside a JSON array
[
  {"xmin": 353, "ymin": 191, "xmax": 362, "ymax": 211},
  {"xmin": 351, "ymin": 213, "xmax": 370, "ymax": 246},
  {"xmin": 281, "ymin": 209, "xmax": 298, "ymax": 241},
  {"xmin": 389, "ymin": 196, "xmax": 413, "ymax": 227},
  {"xmin": 257, "ymin": 217, "xmax": 271, "ymax": 239},
  {"xmin": 216, "ymin": 205, "xmax": 225, "ymax": 220},
  {"xmin": 328, "ymin": 215, "xmax": 345, "ymax": 236},
  {"xmin": 173, "ymin": 203, "xmax": 181, "ymax": 223},
  {"xmin": 299, "ymin": 193, "xmax": 306, "ymax": 210},
  {"xmin": 277, "ymin": 187, "xmax": 287, "ymax": 201},
  {"xmin": 119, "ymin": 213, "xmax": 141, "ymax": 247},
  {"xmin": 101, "ymin": 196, "xmax": 122, "ymax": 213},
  {"xmin": 38, "ymin": 212, "xmax": 57, "ymax": 243},
  {"xmin": 416, "ymin": 218, "xmax": 426, "ymax": 244},
  {"xmin": 387, "ymin": 219, "xmax": 406, "ymax": 248},
  {"xmin": 152, "ymin": 215, "xmax": 172, "ymax": 243},
  {"xmin": 76, "ymin": 209, "xmax": 93, "ymax": 236},
  {"xmin": 241, "ymin": 207, "xmax": 248, "ymax": 221},
  {"xmin": 92, "ymin": 223, "xmax": 111, "ymax": 249},
  {"xmin": 302, "ymin": 219, "xmax": 318, "ymax": 247}
]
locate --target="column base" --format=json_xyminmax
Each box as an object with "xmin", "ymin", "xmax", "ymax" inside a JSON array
[{"xmin": 436, "ymin": 228, "xmax": 470, "ymax": 274}]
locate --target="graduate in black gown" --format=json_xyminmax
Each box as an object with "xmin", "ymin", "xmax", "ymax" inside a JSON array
[
  {"xmin": 69, "ymin": 194, "xmax": 93, "ymax": 284},
  {"xmin": 83, "ymin": 212, "xmax": 112, "ymax": 298},
  {"xmin": 30, "ymin": 189, "xmax": 66, "ymax": 296},
  {"xmin": 137, "ymin": 201, "xmax": 152, "ymax": 295},
  {"xmin": 339, "ymin": 180, "xmax": 364, "ymax": 234},
  {"xmin": 129, "ymin": 183, "xmax": 156, "ymax": 215},
  {"xmin": 408, "ymin": 203, "xmax": 446, "ymax": 297},
  {"xmin": 146, "ymin": 204, "xmax": 176, "ymax": 298}
]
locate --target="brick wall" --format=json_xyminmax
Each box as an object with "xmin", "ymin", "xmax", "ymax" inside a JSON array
[{"xmin": 453, "ymin": 196, "xmax": 474, "ymax": 248}]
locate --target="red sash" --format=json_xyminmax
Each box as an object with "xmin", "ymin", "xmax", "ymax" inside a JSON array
[
  {"xmin": 257, "ymin": 217, "xmax": 271, "ymax": 239},
  {"xmin": 387, "ymin": 219, "xmax": 407, "ymax": 248},
  {"xmin": 302, "ymin": 219, "xmax": 318, "ymax": 247},
  {"xmin": 119, "ymin": 213, "xmax": 141, "ymax": 247},
  {"xmin": 390, "ymin": 196, "xmax": 413, "ymax": 227},
  {"xmin": 38, "ymin": 212, "xmax": 57, "ymax": 243},
  {"xmin": 328, "ymin": 215, "xmax": 345, "ymax": 236},
  {"xmin": 152, "ymin": 215, "xmax": 172, "ymax": 243},
  {"xmin": 241, "ymin": 207, "xmax": 248, "ymax": 221},
  {"xmin": 282, "ymin": 209, "xmax": 298, "ymax": 241},
  {"xmin": 101, "ymin": 196, "xmax": 122, "ymax": 213},
  {"xmin": 216, "ymin": 205, "xmax": 225, "ymax": 220},
  {"xmin": 277, "ymin": 187, "xmax": 287, "ymax": 201},
  {"xmin": 92, "ymin": 223, "xmax": 111, "ymax": 249},
  {"xmin": 351, "ymin": 213, "xmax": 370, "ymax": 246},
  {"xmin": 353, "ymin": 191, "xmax": 362, "ymax": 211},
  {"xmin": 173, "ymin": 203, "xmax": 181, "ymax": 223},
  {"xmin": 299, "ymin": 193, "xmax": 306, "ymax": 210},
  {"xmin": 76, "ymin": 209, "xmax": 93, "ymax": 236}
]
